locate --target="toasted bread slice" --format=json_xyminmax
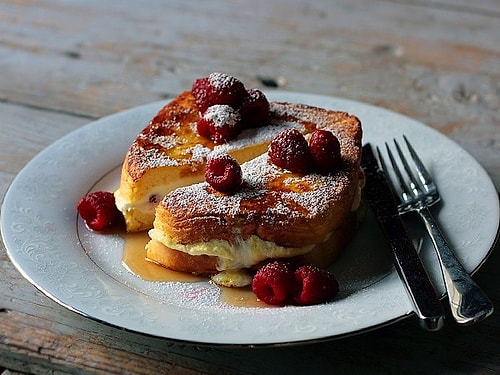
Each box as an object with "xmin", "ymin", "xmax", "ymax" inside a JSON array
[
  {"xmin": 115, "ymin": 91, "xmax": 361, "ymax": 232},
  {"xmin": 146, "ymin": 104, "xmax": 364, "ymax": 285}
]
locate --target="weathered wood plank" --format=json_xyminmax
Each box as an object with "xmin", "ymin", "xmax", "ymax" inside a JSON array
[
  {"xmin": 390, "ymin": 0, "xmax": 500, "ymax": 16},
  {"xmin": 1, "ymin": 0, "xmax": 498, "ymax": 111},
  {"xmin": 1, "ymin": 0, "xmax": 498, "ymax": 189},
  {"xmin": 0, "ymin": 0, "xmax": 499, "ymax": 373}
]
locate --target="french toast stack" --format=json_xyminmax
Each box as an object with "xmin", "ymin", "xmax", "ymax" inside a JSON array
[{"xmin": 114, "ymin": 73, "xmax": 364, "ymax": 287}]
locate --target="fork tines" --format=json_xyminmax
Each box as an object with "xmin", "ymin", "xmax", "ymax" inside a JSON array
[{"xmin": 376, "ymin": 136, "xmax": 438, "ymax": 211}]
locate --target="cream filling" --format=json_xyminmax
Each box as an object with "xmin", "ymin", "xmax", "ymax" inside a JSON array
[
  {"xmin": 114, "ymin": 183, "xmax": 177, "ymax": 222},
  {"xmin": 114, "ymin": 188, "xmax": 155, "ymax": 215},
  {"xmin": 148, "ymin": 228, "xmax": 314, "ymax": 271}
]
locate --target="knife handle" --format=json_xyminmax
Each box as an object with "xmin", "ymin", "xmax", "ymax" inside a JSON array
[{"xmin": 379, "ymin": 215, "xmax": 445, "ymax": 331}]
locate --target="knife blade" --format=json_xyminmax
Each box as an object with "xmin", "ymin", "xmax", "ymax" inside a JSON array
[{"xmin": 361, "ymin": 143, "xmax": 445, "ymax": 331}]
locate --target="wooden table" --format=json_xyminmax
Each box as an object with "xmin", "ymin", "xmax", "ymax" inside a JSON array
[{"xmin": 1, "ymin": 1, "xmax": 499, "ymax": 374}]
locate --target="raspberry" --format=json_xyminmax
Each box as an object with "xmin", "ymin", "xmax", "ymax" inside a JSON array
[
  {"xmin": 77, "ymin": 191, "xmax": 123, "ymax": 231},
  {"xmin": 293, "ymin": 265, "xmax": 339, "ymax": 306},
  {"xmin": 268, "ymin": 128, "xmax": 312, "ymax": 173},
  {"xmin": 207, "ymin": 72, "xmax": 247, "ymax": 107},
  {"xmin": 192, "ymin": 73, "xmax": 247, "ymax": 112},
  {"xmin": 191, "ymin": 77, "xmax": 210, "ymax": 113},
  {"xmin": 309, "ymin": 130, "xmax": 341, "ymax": 173},
  {"xmin": 240, "ymin": 89, "xmax": 270, "ymax": 128},
  {"xmin": 196, "ymin": 116, "xmax": 212, "ymax": 138},
  {"xmin": 197, "ymin": 104, "xmax": 242, "ymax": 143},
  {"xmin": 251, "ymin": 261, "xmax": 340, "ymax": 306},
  {"xmin": 251, "ymin": 261, "xmax": 295, "ymax": 305},
  {"xmin": 205, "ymin": 154, "xmax": 242, "ymax": 193}
]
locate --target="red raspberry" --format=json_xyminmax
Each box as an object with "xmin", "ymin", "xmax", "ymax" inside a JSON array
[
  {"xmin": 197, "ymin": 104, "xmax": 242, "ymax": 143},
  {"xmin": 207, "ymin": 72, "xmax": 247, "ymax": 107},
  {"xmin": 191, "ymin": 77, "xmax": 210, "ymax": 113},
  {"xmin": 196, "ymin": 116, "xmax": 212, "ymax": 138},
  {"xmin": 205, "ymin": 154, "xmax": 242, "ymax": 193},
  {"xmin": 77, "ymin": 191, "xmax": 123, "ymax": 231},
  {"xmin": 192, "ymin": 73, "xmax": 247, "ymax": 112},
  {"xmin": 309, "ymin": 130, "xmax": 341, "ymax": 173},
  {"xmin": 268, "ymin": 128, "xmax": 312, "ymax": 173},
  {"xmin": 293, "ymin": 265, "xmax": 339, "ymax": 306},
  {"xmin": 240, "ymin": 89, "xmax": 270, "ymax": 128},
  {"xmin": 252, "ymin": 261, "xmax": 295, "ymax": 305}
]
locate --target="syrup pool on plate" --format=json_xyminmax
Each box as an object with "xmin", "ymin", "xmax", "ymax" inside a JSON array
[
  {"xmin": 121, "ymin": 231, "xmax": 204, "ymax": 282},
  {"xmin": 121, "ymin": 232, "xmax": 269, "ymax": 308}
]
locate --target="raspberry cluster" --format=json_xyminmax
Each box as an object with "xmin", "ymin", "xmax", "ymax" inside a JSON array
[
  {"xmin": 192, "ymin": 73, "xmax": 269, "ymax": 144},
  {"xmin": 77, "ymin": 191, "xmax": 123, "ymax": 231},
  {"xmin": 268, "ymin": 128, "xmax": 341, "ymax": 174},
  {"xmin": 252, "ymin": 260, "xmax": 339, "ymax": 306}
]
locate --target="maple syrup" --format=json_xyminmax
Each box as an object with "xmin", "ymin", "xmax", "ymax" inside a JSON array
[
  {"xmin": 219, "ymin": 286, "xmax": 271, "ymax": 308},
  {"xmin": 121, "ymin": 232, "xmax": 269, "ymax": 307},
  {"xmin": 121, "ymin": 231, "xmax": 204, "ymax": 282}
]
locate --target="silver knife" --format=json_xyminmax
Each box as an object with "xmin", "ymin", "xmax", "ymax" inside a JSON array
[{"xmin": 361, "ymin": 144, "xmax": 445, "ymax": 331}]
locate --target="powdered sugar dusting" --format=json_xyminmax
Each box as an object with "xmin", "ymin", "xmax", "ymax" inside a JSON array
[
  {"xmin": 130, "ymin": 146, "xmax": 181, "ymax": 169},
  {"xmin": 187, "ymin": 144, "xmax": 211, "ymax": 163},
  {"xmin": 214, "ymin": 121, "xmax": 305, "ymax": 155},
  {"xmin": 162, "ymin": 152, "xmax": 352, "ymax": 227},
  {"xmin": 204, "ymin": 104, "xmax": 240, "ymax": 128},
  {"xmin": 126, "ymin": 98, "xmax": 361, "ymax": 215},
  {"xmin": 147, "ymin": 134, "xmax": 181, "ymax": 149},
  {"xmin": 128, "ymin": 104, "xmax": 311, "ymax": 174},
  {"xmin": 157, "ymin": 98, "xmax": 361, "ymax": 226},
  {"xmin": 209, "ymin": 72, "xmax": 237, "ymax": 90},
  {"xmin": 245, "ymin": 154, "xmax": 350, "ymax": 218},
  {"xmin": 155, "ymin": 95, "xmax": 363, "ymax": 247}
]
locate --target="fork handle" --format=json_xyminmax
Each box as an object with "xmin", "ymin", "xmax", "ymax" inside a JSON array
[{"xmin": 417, "ymin": 206, "xmax": 494, "ymax": 325}]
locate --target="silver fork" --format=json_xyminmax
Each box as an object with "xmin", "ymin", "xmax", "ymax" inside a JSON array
[{"xmin": 377, "ymin": 136, "xmax": 494, "ymax": 325}]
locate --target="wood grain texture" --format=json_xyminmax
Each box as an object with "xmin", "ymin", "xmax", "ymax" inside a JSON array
[
  {"xmin": 1, "ymin": 0, "xmax": 498, "ymax": 187},
  {"xmin": 0, "ymin": 0, "xmax": 499, "ymax": 373}
]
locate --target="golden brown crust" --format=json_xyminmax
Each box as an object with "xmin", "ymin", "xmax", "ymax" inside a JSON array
[
  {"xmin": 119, "ymin": 92, "xmax": 360, "ymax": 232},
  {"xmin": 125, "ymin": 91, "xmax": 205, "ymax": 182},
  {"xmin": 118, "ymin": 91, "xmax": 361, "ymax": 199},
  {"xmin": 154, "ymin": 165, "xmax": 360, "ymax": 247},
  {"xmin": 297, "ymin": 209, "xmax": 360, "ymax": 268},
  {"xmin": 147, "ymin": 101, "xmax": 363, "ymax": 275},
  {"xmin": 146, "ymin": 239, "xmax": 218, "ymax": 275},
  {"xmin": 118, "ymin": 88, "xmax": 363, "ymax": 276},
  {"xmin": 153, "ymin": 103, "xmax": 362, "ymax": 248}
]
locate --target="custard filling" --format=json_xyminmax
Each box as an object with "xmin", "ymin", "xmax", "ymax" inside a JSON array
[{"xmin": 147, "ymin": 230, "xmax": 314, "ymax": 271}]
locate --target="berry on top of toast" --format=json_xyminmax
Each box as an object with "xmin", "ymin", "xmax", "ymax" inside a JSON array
[{"xmin": 193, "ymin": 73, "xmax": 270, "ymax": 143}]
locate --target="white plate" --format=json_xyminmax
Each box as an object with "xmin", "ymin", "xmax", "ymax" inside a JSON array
[{"xmin": 2, "ymin": 92, "xmax": 498, "ymax": 346}]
